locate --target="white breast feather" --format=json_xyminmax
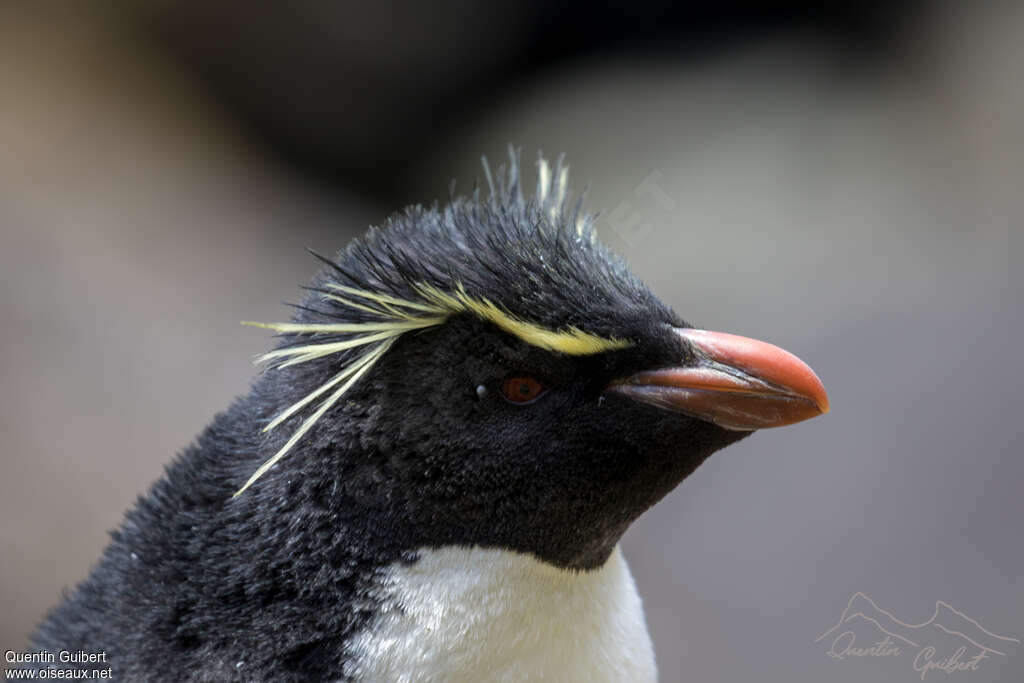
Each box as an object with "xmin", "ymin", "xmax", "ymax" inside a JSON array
[{"xmin": 343, "ymin": 545, "xmax": 657, "ymax": 682}]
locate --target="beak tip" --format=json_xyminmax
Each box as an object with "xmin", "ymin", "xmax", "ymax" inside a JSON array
[{"xmin": 804, "ymin": 370, "xmax": 830, "ymax": 416}]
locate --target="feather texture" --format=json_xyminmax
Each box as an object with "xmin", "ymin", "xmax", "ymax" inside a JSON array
[{"xmin": 235, "ymin": 149, "xmax": 635, "ymax": 495}]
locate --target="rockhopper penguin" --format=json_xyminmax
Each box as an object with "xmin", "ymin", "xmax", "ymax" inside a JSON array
[{"xmin": 28, "ymin": 151, "xmax": 829, "ymax": 681}]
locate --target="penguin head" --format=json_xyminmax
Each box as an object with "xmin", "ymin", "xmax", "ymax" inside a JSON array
[{"xmin": 241, "ymin": 153, "xmax": 828, "ymax": 569}]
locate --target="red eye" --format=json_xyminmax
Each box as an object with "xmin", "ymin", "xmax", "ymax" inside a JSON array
[{"xmin": 500, "ymin": 377, "xmax": 546, "ymax": 404}]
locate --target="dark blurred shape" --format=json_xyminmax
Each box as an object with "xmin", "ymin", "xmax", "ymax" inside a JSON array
[
  {"xmin": 146, "ymin": 1, "xmax": 923, "ymax": 198},
  {"xmin": 149, "ymin": 1, "xmax": 532, "ymax": 197}
]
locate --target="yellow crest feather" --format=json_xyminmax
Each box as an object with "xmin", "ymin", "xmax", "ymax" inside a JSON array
[
  {"xmin": 236, "ymin": 280, "xmax": 630, "ymax": 495},
  {"xmin": 235, "ymin": 154, "xmax": 628, "ymax": 495}
]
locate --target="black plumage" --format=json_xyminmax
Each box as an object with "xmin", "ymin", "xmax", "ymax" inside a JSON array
[{"xmin": 26, "ymin": 151, "xmax": 815, "ymax": 681}]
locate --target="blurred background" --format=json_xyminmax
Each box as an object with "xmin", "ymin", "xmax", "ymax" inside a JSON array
[{"xmin": 1, "ymin": 1, "xmax": 1020, "ymax": 681}]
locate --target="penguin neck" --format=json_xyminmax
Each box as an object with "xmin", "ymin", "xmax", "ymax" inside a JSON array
[{"xmin": 343, "ymin": 544, "xmax": 658, "ymax": 682}]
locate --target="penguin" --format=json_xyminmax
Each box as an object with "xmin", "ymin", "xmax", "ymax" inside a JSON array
[{"xmin": 27, "ymin": 151, "xmax": 828, "ymax": 681}]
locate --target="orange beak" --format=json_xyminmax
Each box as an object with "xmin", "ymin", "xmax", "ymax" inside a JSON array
[{"xmin": 608, "ymin": 328, "xmax": 829, "ymax": 431}]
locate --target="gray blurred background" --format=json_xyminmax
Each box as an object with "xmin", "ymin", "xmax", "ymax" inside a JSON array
[{"xmin": 1, "ymin": 1, "xmax": 1021, "ymax": 681}]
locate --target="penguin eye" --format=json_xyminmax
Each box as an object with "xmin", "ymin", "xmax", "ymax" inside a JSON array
[{"xmin": 499, "ymin": 376, "xmax": 547, "ymax": 405}]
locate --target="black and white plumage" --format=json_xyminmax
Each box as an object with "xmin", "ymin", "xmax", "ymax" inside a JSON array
[{"xmin": 28, "ymin": 151, "xmax": 828, "ymax": 681}]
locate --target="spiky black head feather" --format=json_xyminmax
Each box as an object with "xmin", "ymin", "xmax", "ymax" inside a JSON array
[{"xmin": 29, "ymin": 151, "xmax": 750, "ymax": 681}]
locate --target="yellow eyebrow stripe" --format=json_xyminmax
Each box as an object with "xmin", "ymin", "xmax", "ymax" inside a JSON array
[
  {"xmin": 238, "ymin": 280, "xmax": 629, "ymax": 495},
  {"xmin": 415, "ymin": 283, "xmax": 630, "ymax": 355}
]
